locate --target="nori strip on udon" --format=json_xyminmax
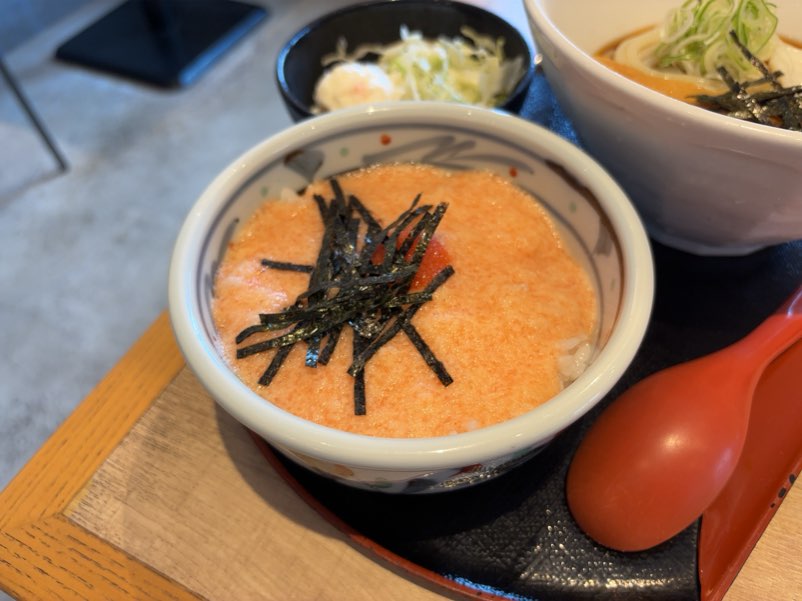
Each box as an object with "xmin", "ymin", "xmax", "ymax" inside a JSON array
[
  {"xmin": 693, "ymin": 31, "xmax": 802, "ymax": 130},
  {"xmin": 234, "ymin": 177, "xmax": 454, "ymax": 415}
]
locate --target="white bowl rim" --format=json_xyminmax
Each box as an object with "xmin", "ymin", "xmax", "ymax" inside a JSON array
[
  {"xmin": 168, "ymin": 101, "xmax": 654, "ymax": 471},
  {"xmin": 524, "ymin": 0, "xmax": 802, "ymax": 149}
]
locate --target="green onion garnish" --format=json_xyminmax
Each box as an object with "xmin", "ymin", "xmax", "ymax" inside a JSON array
[{"xmin": 655, "ymin": 0, "xmax": 778, "ymax": 80}]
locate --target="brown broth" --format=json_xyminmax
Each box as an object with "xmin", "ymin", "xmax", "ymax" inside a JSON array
[
  {"xmin": 594, "ymin": 26, "xmax": 722, "ymax": 102},
  {"xmin": 595, "ymin": 28, "xmax": 802, "ymax": 104}
]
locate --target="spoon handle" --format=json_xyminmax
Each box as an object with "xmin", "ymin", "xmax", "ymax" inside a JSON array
[
  {"xmin": 732, "ymin": 284, "xmax": 802, "ymax": 372},
  {"xmin": 778, "ymin": 283, "xmax": 802, "ymax": 315}
]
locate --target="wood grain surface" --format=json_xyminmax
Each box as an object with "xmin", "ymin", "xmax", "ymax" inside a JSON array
[
  {"xmin": 0, "ymin": 313, "xmax": 192, "ymax": 601},
  {"xmin": 66, "ymin": 369, "xmax": 457, "ymax": 601}
]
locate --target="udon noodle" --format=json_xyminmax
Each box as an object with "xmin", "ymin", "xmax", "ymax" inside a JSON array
[{"xmin": 596, "ymin": 0, "xmax": 802, "ymax": 124}]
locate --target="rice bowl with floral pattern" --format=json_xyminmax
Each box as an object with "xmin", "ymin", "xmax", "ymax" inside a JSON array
[{"xmin": 168, "ymin": 101, "xmax": 653, "ymax": 493}]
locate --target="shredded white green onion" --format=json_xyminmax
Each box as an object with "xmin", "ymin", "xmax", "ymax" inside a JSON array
[{"xmin": 654, "ymin": 0, "xmax": 779, "ymax": 80}]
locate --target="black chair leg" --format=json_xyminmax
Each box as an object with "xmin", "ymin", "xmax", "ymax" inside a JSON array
[{"xmin": 0, "ymin": 57, "xmax": 69, "ymax": 172}]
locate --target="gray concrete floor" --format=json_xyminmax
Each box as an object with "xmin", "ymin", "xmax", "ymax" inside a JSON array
[
  {"xmin": 0, "ymin": 0, "xmax": 528, "ymax": 499},
  {"xmin": 0, "ymin": 0, "xmax": 371, "ymax": 494}
]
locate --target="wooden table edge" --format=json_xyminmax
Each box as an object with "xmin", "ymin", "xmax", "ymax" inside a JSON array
[{"xmin": 0, "ymin": 311, "xmax": 197, "ymax": 600}]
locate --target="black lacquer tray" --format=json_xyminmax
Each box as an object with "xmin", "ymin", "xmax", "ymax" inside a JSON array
[{"xmin": 253, "ymin": 73, "xmax": 802, "ymax": 601}]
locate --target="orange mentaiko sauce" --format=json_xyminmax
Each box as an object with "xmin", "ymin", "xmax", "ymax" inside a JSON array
[{"xmin": 212, "ymin": 164, "xmax": 597, "ymax": 438}]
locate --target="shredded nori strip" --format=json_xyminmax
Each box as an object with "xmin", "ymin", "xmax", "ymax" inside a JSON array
[
  {"xmin": 234, "ymin": 177, "xmax": 455, "ymax": 415},
  {"xmin": 347, "ymin": 265, "xmax": 454, "ymax": 379},
  {"xmin": 258, "ymin": 343, "xmax": 293, "ymax": 386},
  {"xmin": 692, "ymin": 31, "xmax": 802, "ymax": 131},
  {"xmin": 352, "ymin": 333, "xmax": 369, "ymax": 415},
  {"xmin": 260, "ymin": 258, "xmax": 314, "ymax": 273}
]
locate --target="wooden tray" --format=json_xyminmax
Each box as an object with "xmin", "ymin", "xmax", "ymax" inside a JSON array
[{"xmin": 0, "ymin": 310, "xmax": 801, "ymax": 600}]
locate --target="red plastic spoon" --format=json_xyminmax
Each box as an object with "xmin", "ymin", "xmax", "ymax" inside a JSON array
[{"xmin": 566, "ymin": 285, "xmax": 802, "ymax": 552}]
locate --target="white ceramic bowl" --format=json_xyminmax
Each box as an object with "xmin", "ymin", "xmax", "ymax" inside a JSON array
[
  {"xmin": 525, "ymin": 0, "xmax": 802, "ymax": 256},
  {"xmin": 168, "ymin": 102, "xmax": 653, "ymax": 493}
]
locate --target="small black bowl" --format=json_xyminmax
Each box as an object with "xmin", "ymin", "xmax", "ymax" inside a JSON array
[{"xmin": 276, "ymin": 0, "xmax": 535, "ymax": 122}]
